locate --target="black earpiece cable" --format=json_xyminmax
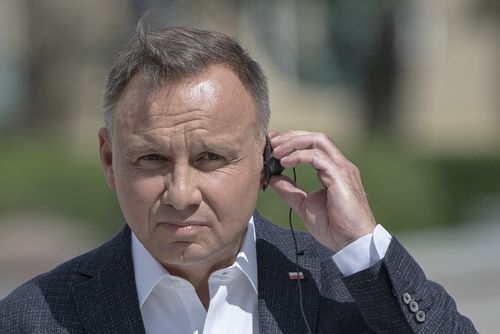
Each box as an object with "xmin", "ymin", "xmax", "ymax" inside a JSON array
[{"xmin": 288, "ymin": 167, "xmax": 313, "ymax": 334}]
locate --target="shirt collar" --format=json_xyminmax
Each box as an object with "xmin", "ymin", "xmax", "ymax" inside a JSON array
[
  {"xmin": 132, "ymin": 232, "xmax": 168, "ymax": 307},
  {"xmin": 234, "ymin": 216, "xmax": 258, "ymax": 293},
  {"xmin": 132, "ymin": 216, "xmax": 258, "ymax": 307}
]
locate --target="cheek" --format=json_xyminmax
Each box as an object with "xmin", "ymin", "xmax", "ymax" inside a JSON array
[
  {"xmin": 115, "ymin": 170, "xmax": 165, "ymax": 223},
  {"xmin": 203, "ymin": 165, "xmax": 261, "ymax": 221}
]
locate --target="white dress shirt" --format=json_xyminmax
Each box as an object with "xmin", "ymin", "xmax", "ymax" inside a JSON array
[
  {"xmin": 132, "ymin": 218, "xmax": 259, "ymax": 334},
  {"xmin": 332, "ymin": 224, "xmax": 392, "ymax": 276},
  {"xmin": 132, "ymin": 219, "xmax": 392, "ymax": 334}
]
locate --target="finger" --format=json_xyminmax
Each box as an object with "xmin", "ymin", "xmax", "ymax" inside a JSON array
[
  {"xmin": 270, "ymin": 130, "xmax": 313, "ymax": 147},
  {"xmin": 268, "ymin": 129, "xmax": 280, "ymax": 139},
  {"xmin": 279, "ymin": 148, "xmax": 332, "ymax": 171},
  {"xmin": 277, "ymin": 130, "xmax": 315, "ymax": 138},
  {"xmin": 279, "ymin": 149, "xmax": 339, "ymax": 186},
  {"xmin": 269, "ymin": 175, "xmax": 307, "ymax": 216},
  {"xmin": 272, "ymin": 133, "xmax": 345, "ymax": 161}
]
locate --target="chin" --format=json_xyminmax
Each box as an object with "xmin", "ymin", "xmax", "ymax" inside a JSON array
[{"xmin": 158, "ymin": 242, "xmax": 212, "ymax": 266}]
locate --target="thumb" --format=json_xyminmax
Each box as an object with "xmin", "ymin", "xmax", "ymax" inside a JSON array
[{"xmin": 269, "ymin": 175, "xmax": 307, "ymax": 215}]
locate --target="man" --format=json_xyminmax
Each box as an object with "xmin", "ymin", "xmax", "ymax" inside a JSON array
[{"xmin": 0, "ymin": 24, "xmax": 477, "ymax": 333}]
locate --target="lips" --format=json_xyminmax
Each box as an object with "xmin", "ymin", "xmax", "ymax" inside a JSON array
[
  {"xmin": 161, "ymin": 220, "xmax": 209, "ymax": 228},
  {"xmin": 159, "ymin": 221, "xmax": 209, "ymax": 237}
]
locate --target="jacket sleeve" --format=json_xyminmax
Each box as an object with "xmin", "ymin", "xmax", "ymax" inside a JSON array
[{"xmin": 341, "ymin": 238, "xmax": 478, "ymax": 333}]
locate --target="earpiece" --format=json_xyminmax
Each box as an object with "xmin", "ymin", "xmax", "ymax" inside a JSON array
[
  {"xmin": 263, "ymin": 136, "xmax": 285, "ymax": 191},
  {"xmin": 262, "ymin": 135, "xmax": 310, "ymax": 333}
]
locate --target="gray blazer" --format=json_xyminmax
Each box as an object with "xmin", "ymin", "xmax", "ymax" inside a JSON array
[{"xmin": 0, "ymin": 211, "xmax": 477, "ymax": 333}]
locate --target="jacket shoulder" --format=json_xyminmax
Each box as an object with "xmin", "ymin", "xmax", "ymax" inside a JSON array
[
  {"xmin": 253, "ymin": 210, "xmax": 335, "ymax": 261},
  {"xmin": 0, "ymin": 253, "xmax": 89, "ymax": 332},
  {"xmin": 0, "ymin": 226, "xmax": 130, "ymax": 333}
]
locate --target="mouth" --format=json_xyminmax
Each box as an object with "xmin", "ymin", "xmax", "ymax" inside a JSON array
[
  {"xmin": 161, "ymin": 220, "xmax": 209, "ymax": 227},
  {"xmin": 159, "ymin": 221, "xmax": 209, "ymax": 237}
]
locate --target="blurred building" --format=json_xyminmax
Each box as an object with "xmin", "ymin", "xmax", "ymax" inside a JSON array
[
  {"xmin": 1, "ymin": 0, "xmax": 499, "ymax": 154},
  {"xmin": 0, "ymin": 0, "xmax": 129, "ymax": 147}
]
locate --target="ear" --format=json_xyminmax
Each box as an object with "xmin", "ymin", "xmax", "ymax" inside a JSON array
[{"xmin": 98, "ymin": 127, "xmax": 116, "ymax": 191}]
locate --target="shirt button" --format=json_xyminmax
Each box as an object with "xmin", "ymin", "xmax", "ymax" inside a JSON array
[
  {"xmin": 172, "ymin": 280, "xmax": 181, "ymax": 288},
  {"xmin": 409, "ymin": 300, "xmax": 419, "ymax": 313},
  {"xmin": 402, "ymin": 292, "xmax": 412, "ymax": 305},
  {"xmin": 415, "ymin": 310, "xmax": 426, "ymax": 323}
]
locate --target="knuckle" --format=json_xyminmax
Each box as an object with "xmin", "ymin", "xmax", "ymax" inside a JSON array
[
  {"xmin": 336, "ymin": 159, "xmax": 355, "ymax": 173},
  {"xmin": 313, "ymin": 133, "xmax": 336, "ymax": 152},
  {"xmin": 318, "ymin": 132, "xmax": 329, "ymax": 141},
  {"xmin": 313, "ymin": 132, "xmax": 328, "ymax": 143},
  {"xmin": 312, "ymin": 150, "xmax": 323, "ymax": 165},
  {"xmin": 339, "ymin": 163, "xmax": 350, "ymax": 173}
]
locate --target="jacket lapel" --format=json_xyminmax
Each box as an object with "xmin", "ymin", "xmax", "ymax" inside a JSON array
[
  {"xmin": 69, "ymin": 215, "xmax": 322, "ymax": 333},
  {"xmin": 254, "ymin": 212, "xmax": 320, "ymax": 333},
  {"xmin": 72, "ymin": 225, "xmax": 146, "ymax": 334}
]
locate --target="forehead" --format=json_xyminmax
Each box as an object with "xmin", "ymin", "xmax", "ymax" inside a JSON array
[{"xmin": 113, "ymin": 65, "xmax": 258, "ymax": 138}]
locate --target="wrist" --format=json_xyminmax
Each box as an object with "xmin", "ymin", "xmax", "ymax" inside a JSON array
[{"xmin": 334, "ymin": 224, "xmax": 376, "ymax": 251}]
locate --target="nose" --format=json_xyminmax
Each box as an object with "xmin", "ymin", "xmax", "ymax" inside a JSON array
[{"xmin": 162, "ymin": 163, "xmax": 202, "ymax": 211}]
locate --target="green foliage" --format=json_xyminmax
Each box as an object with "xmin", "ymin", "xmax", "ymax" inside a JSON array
[
  {"xmin": 0, "ymin": 136, "xmax": 123, "ymax": 237},
  {"xmin": 431, "ymin": 157, "xmax": 500, "ymax": 224},
  {"xmin": 347, "ymin": 140, "xmax": 449, "ymax": 232}
]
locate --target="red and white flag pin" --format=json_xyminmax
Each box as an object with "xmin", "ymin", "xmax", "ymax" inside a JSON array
[{"xmin": 288, "ymin": 272, "xmax": 305, "ymax": 280}]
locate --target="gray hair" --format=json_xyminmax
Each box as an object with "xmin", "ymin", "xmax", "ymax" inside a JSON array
[{"xmin": 102, "ymin": 22, "xmax": 270, "ymax": 135}]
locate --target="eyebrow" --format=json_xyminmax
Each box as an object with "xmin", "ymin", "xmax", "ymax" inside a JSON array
[
  {"xmin": 124, "ymin": 139, "xmax": 167, "ymax": 153},
  {"xmin": 194, "ymin": 141, "xmax": 241, "ymax": 156},
  {"xmin": 124, "ymin": 138, "xmax": 241, "ymax": 156}
]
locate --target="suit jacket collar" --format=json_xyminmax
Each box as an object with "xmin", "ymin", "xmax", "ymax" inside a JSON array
[
  {"xmin": 69, "ymin": 212, "xmax": 322, "ymax": 333},
  {"xmin": 254, "ymin": 210, "xmax": 321, "ymax": 333},
  {"xmin": 72, "ymin": 225, "xmax": 146, "ymax": 334}
]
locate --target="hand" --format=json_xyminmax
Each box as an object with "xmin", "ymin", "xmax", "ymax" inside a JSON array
[{"xmin": 269, "ymin": 130, "xmax": 376, "ymax": 252}]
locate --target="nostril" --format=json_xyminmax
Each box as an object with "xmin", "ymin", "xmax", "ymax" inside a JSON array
[
  {"xmin": 162, "ymin": 185, "xmax": 202, "ymax": 210},
  {"xmin": 161, "ymin": 165, "xmax": 203, "ymax": 209}
]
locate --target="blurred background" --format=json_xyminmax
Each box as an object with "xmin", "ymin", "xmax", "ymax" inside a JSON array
[{"xmin": 0, "ymin": 0, "xmax": 499, "ymax": 331}]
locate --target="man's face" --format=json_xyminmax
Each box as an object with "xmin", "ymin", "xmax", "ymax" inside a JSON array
[{"xmin": 99, "ymin": 64, "xmax": 264, "ymax": 273}]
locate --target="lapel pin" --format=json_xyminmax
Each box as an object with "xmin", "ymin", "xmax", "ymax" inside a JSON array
[{"xmin": 288, "ymin": 271, "xmax": 305, "ymax": 280}]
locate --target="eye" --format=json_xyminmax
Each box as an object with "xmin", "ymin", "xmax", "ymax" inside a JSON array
[
  {"xmin": 140, "ymin": 154, "xmax": 163, "ymax": 161},
  {"xmin": 202, "ymin": 152, "xmax": 222, "ymax": 161}
]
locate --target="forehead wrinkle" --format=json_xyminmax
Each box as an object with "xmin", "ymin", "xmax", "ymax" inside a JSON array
[
  {"xmin": 136, "ymin": 110, "xmax": 203, "ymax": 133},
  {"xmin": 149, "ymin": 101, "xmax": 251, "ymax": 127},
  {"xmin": 136, "ymin": 109, "xmax": 247, "ymax": 137}
]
